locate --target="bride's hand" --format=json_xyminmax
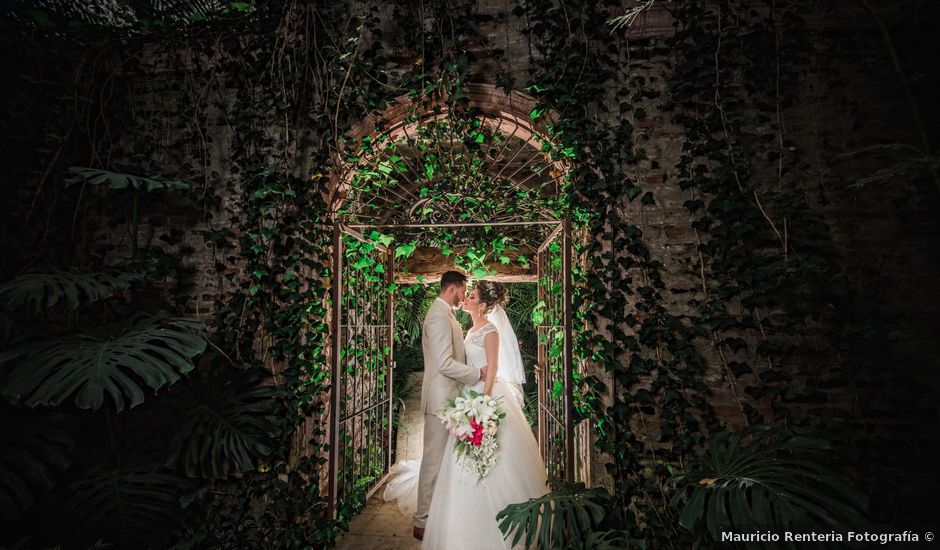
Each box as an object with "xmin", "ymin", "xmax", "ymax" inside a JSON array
[{"xmin": 479, "ymin": 365, "xmax": 488, "ymax": 381}]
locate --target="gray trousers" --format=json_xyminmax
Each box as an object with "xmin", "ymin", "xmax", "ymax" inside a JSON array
[{"xmin": 414, "ymin": 413, "xmax": 448, "ymax": 528}]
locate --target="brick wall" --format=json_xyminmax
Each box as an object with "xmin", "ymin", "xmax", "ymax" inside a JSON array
[{"xmin": 28, "ymin": 1, "xmax": 937, "ymax": 503}]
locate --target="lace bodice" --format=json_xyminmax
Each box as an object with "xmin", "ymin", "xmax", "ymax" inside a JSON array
[{"xmin": 464, "ymin": 323, "xmax": 497, "ymax": 369}]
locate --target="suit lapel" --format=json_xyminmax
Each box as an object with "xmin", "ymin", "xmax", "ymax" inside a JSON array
[
  {"xmin": 449, "ymin": 309, "xmax": 465, "ymax": 362},
  {"xmin": 432, "ymin": 299, "xmax": 465, "ymax": 361}
]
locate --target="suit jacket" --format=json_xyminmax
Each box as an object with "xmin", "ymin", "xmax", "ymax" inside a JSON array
[{"xmin": 420, "ymin": 298, "xmax": 480, "ymax": 414}]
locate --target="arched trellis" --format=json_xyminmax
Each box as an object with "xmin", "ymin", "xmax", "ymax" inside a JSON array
[{"xmin": 326, "ymin": 84, "xmax": 580, "ymax": 517}]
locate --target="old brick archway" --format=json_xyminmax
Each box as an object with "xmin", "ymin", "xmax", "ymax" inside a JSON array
[{"xmin": 325, "ymin": 84, "xmax": 581, "ymax": 517}]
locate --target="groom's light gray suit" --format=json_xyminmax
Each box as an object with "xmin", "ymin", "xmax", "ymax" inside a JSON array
[{"xmin": 414, "ymin": 297, "xmax": 480, "ymax": 529}]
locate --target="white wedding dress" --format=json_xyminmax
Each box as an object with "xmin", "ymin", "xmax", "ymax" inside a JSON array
[{"xmin": 421, "ymin": 322, "xmax": 549, "ymax": 550}]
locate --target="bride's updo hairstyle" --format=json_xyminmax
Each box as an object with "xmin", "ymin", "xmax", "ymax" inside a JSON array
[{"xmin": 475, "ymin": 280, "xmax": 509, "ymax": 315}]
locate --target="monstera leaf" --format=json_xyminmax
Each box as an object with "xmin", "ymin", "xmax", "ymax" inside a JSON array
[
  {"xmin": 497, "ymin": 482, "xmax": 615, "ymax": 550},
  {"xmin": 54, "ymin": 463, "xmax": 189, "ymax": 549},
  {"xmin": 0, "ymin": 269, "xmax": 144, "ymax": 314},
  {"xmin": 584, "ymin": 530, "xmax": 646, "ymax": 550},
  {"xmin": 669, "ymin": 425, "xmax": 869, "ymax": 546},
  {"xmin": 66, "ymin": 166, "xmax": 191, "ymax": 192},
  {"xmin": 0, "ymin": 405, "xmax": 79, "ymax": 521},
  {"xmin": 1, "ymin": 314, "xmax": 206, "ymax": 411},
  {"xmin": 167, "ymin": 369, "xmax": 278, "ymax": 479}
]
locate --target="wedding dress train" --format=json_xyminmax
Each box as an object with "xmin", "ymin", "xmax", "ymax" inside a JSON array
[{"xmin": 385, "ymin": 322, "xmax": 548, "ymax": 550}]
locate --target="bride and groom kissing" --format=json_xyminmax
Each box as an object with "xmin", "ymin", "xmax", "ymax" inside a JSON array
[{"xmin": 384, "ymin": 271, "xmax": 549, "ymax": 549}]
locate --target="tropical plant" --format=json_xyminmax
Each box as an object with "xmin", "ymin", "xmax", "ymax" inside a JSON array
[
  {"xmin": 0, "ymin": 253, "xmax": 284, "ymax": 547},
  {"xmin": 53, "ymin": 463, "xmax": 191, "ymax": 549},
  {"xmin": 65, "ymin": 167, "xmax": 192, "ymax": 259},
  {"xmin": 167, "ymin": 367, "xmax": 278, "ymax": 479},
  {"xmin": 0, "ymin": 163, "xmax": 243, "ymax": 547},
  {"xmin": 1, "ymin": 313, "xmax": 206, "ymax": 412},
  {"xmin": 668, "ymin": 425, "xmax": 869, "ymax": 547},
  {"xmin": 496, "ymin": 482, "xmax": 644, "ymax": 550},
  {"xmin": 0, "ymin": 269, "xmax": 144, "ymax": 314},
  {"xmin": 395, "ymin": 283, "xmax": 430, "ymax": 348},
  {"xmin": 0, "ymin": 405, "xmax": 78, "ymax": 522},
  {"xmin": 834, "ymin": 144, "xmax": 940, "ymax": 189}
]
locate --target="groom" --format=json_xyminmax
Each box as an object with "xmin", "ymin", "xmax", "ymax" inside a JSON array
[{"xmin": 413, "ymin": 270, "xmax": 487, "ymax": 540}]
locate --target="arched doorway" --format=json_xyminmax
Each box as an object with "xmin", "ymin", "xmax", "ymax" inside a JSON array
[{"xmin": 326, "ymin": 84, "xmax": 577, "ymax": 518}]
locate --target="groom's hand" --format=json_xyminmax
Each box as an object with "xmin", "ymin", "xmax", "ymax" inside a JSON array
[{"xmin": 479, "ymin": 365, "xmax": 488, "ymax": 381}]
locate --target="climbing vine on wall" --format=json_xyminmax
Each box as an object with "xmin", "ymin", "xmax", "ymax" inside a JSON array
[
  {"xmin": 2, "ymin": 0, "xmax": 869, "ymax": 547},
  {"xmin": 517, "ymin": 0, "xmax": 850, "ymax": 546}
]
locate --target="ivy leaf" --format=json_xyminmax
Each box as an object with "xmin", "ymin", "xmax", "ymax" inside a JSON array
[
  {"xmin": 395, "ymin": 242, "xmax": 417, "ymax": 259},
  {"xmin": 472, "ymin": 267, "xmax": 491, "ymax": 279},
  {"xmin": 352, "ymin": 257, "xmax": 373, "ymax": 270},
  {"xmin": 369, "ymin": 231, "xmax": 394, "ymax": 247},
  {"xmin": 626, "ymin": 186, "xmax": 642, "ymax": 201},
  {"xmin": 552, "ymin": 379, "xmax": 564, "ymax": 399},
  {"xmin": 531, "ymin": 301, "xmax": 546, "ymax": 326}
]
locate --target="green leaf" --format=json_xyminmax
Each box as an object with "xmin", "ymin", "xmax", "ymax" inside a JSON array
[
  {"xmin": 352, "ymin": 256, "xmax": 374, "ymax": 270},
  {"xmin": 669, "ymin": 425, "xmax": 869, "ymax": 544},
  {"xmin": 0, "ymin": 405, "xmax": 78, "ymax": 521},
  {"xmin": 497, "ymin": 482, "xmax": 612, "ymax": 549},
  {"xmin": 369, "ymin": 231, "xmax": 394, "ymax": 247},
  {"xmin": 66, "ymin": 167, "xmax": 191, "ymax": 192},
  {"xmin": 472, "ymin": 267, "xmax": 491, "ymax": 279},
  {"xmin": 0, "ymin": 269, "xmax": 144, "ymax": 314},
  {"xmin": 395, "ymin": 242, "xmax": 418, "ymax": 259},
  {"xmin": 531, "ymin": 301, "xmax": 546, "ymax": 326},
  {"xmin": 167, "ymin": 370, "xmax": 278, "ymax": 479},
  {"xmin": 1, "ymin": 314, "xmax": 207, "ymax": 412},
  {"xmin": 56, "ymin": 463, "xmax": 190, "ymax": 549}
]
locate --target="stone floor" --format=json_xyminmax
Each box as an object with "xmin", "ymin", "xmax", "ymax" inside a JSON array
[{"xmin": 334, "ymin": 371, "xmax": 424, "ymax": 550}]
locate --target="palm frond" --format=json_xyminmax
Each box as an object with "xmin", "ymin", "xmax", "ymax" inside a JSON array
[
  {"xmin": 669, "ymin": 425, "xmax": 869, "ymax": 547},
  {"xmin": 1, "ymin": 314, "xmax": 206, "ymax": 411},
  {"xmin": 395, "ymin": 284, "xmax": 429, "ymax": 347}
]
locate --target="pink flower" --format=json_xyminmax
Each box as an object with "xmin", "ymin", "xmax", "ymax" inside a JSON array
[{"xmin": 470, "ymin": 418, "xmax": 484, "ymax": 446}]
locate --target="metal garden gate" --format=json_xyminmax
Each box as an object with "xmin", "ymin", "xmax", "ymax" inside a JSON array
[
  {"xmin": 536, "ymin": 217, "xmax": 574, "ymax": 483},
  {"xmin": 328, "ymin": 222, "xmax": 395, "ymax": 518}
]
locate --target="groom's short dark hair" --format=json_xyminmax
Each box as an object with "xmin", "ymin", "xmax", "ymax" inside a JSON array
[{"xmin": 440, "ymin": 271, "xmax": 467, "ymax": 292}]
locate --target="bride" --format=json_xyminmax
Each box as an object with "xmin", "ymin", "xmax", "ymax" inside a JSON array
[{"xmin": 385, "ymin": 279, "xmax": 549, "ymax": 549}]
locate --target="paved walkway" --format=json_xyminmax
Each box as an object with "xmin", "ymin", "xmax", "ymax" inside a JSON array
[{"xmin": 335, "ymin": 371, "xmax": 424, "ymax": 550}]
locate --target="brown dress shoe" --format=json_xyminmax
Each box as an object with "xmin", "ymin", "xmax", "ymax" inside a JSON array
[{"xmin": 413, "ymin": 526, "xmax": 425, "ymax": 541}]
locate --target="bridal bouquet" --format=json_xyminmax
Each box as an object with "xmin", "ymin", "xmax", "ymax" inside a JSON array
[{"xmin": 436, "ymin": 390, "xmax": 506, "ymax": 482}]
